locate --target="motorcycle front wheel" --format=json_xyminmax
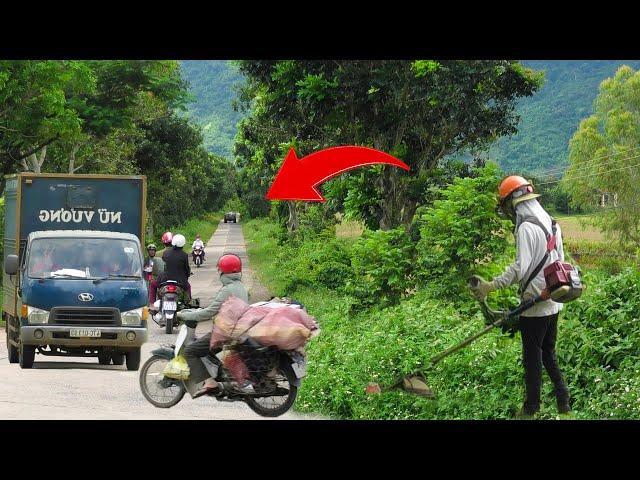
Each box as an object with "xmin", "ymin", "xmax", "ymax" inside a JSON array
[
  {"xmin": 245, "ymin": 365, "xmax": 298, "ymax": 417},
  {"xmin": 139, "ymin": 355, "xmax": 185, "ymax": 408}
]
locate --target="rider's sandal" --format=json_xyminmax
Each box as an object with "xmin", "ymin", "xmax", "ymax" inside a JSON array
[{"xmin": 193, "ymin": 381, "xmax": 222, "ymax": 398}]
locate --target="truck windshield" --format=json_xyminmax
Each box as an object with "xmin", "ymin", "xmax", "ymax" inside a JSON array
[{"xmin": 27, "ymin": 238, "xmax": 142, "ymax": 280}]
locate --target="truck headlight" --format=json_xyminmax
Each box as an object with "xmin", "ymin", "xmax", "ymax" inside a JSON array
[
  {"xmin": 27, "ymin": 306, "xmax": 49, "ymax": 324},
  {"xmin": 121, "ymin": 308, "xmax": 143, "ymax": 326}
]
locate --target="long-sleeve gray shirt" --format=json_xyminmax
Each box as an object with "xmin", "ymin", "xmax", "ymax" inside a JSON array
[
  {"xmin": 493, "ymin": 205, "xmax": 564, "ymax": 318},
  {"xmin": 177, "ymin": 272, "xmax": 248, "ymax": 322}
]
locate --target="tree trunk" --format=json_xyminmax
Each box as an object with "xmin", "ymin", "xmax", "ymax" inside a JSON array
[
  {"xmin": 23, "ymin": 146, "xmax": 47, "ymax": 173},
  {"xmin": 378, "ymin": 167, "xmax": 405, "ymax": 230},
  {"xmin": 146, "ymin": 209, "xmax": 154, "ymax": 243},
  {"xmin": 287, "ymin": 201, "xmax": 299, "ymax": 234},
  {"xmin": 68, "ymin": 143, "xmax": 82, "ymax": 173}
]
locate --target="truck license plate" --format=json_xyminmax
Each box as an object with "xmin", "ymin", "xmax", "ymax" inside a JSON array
[{"xmin": 70, "ymin": 328, "xmax": 101, "ymax": 338}]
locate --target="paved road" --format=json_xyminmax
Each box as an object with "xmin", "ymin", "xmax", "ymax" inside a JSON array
[{"xmin": 0, "ymin": 221, "xmax": 322, "ymax": 420}]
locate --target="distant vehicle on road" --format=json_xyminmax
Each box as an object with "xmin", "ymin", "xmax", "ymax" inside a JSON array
[
  {"xmin": 2, "ymin": 173, "xmax": 149, "ymax": 370},
  {"xmin": 224, "ymin": 212, "xmax": 237, "ymax": 223}
]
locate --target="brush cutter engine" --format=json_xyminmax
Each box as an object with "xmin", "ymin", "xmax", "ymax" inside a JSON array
[{"xmin": 544, "ymin": 261, "xmax": 583, "ymax": 303}]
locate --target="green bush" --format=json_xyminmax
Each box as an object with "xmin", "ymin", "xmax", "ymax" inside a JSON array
[
  {"xmin": 274, "ymin": 235, "xmax": 354, "ymax": 294},
  {"xmin": 245, "ymin": 213, "xmax": 640, "ymax": 419},
  {"xmin": 345, "ymin": 228, "xmax": 415, "ymax": 310},
  {"xmin": 415, "ymin": 163, "xmax": 511, "ymax": 296}
]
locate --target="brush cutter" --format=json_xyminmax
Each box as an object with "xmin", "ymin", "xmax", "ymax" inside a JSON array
[{"xmin": 365, "ymin": 277, "xmax": 555, "ymax": 398}]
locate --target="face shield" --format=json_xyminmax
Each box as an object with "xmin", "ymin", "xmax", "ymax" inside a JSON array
[{"xmin": 498, "ymin": 186, "xmax": 540, "ymax": 222}]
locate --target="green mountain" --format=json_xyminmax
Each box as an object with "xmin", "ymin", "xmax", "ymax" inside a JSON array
[
  {"xmin": 180, "ymin": 60, "xmax": 640, "ymax": 175},
  {"xmin": 487, "ymin": 60, "xmax": 640, "ymax": 176},
  {"xmin": 180, "ymin": 60, "xmax": 246, "ymax": 159}
]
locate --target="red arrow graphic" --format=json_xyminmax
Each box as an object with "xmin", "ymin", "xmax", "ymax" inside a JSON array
[{"xmin": 265, "ymin": 146, "xmax": 410, "ymax": 201}]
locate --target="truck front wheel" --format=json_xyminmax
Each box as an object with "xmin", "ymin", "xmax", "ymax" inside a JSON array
[
  {"xmin": 111, "ymin": 353, "xmax": 125, "ymax": 365},
  {"xmin": 6, "ymin": 321, "xmax": 18, "ymax": 364},
  {"xmin": 98, "ymin": 352, "xmax": 111, "ymax": 365},
  {"xmin": 126, "ymin": 348, "xmax": 141, "ymax": 371},
  {"xmin": 19, "ymin": 343, "xmax": 35, "ymax": 369}
]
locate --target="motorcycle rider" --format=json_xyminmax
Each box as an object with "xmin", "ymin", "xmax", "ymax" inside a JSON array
[
  {"xmin": 177, "ymin": 253, "xmax": 248, "ymax": 397},
  {"xmin": 192, "ymin": 234, "xmax": 205, "ymax": 263},
  {"xmin": 143, "ymin": 244, "xmax": 163, "ymax": 282},
  {"xmin": 161, "ymin": 231, "xmax": 173, "ymax": 263},
  {"xmin": 149, "ymin": 234, "xmax": 192, "ymax": 312},
  {"xmin": 472, "ymin": 175, "xmax": 571, "ymax": 418}
]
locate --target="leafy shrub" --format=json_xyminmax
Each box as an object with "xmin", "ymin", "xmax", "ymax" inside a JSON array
[
  {"xmin": 415, "ymin": 163, "xmax": 511, "ymax": 296},
  {"xmin": 274, "ymin": 235, "xmax": 354, "ymax": 295},
  {"xmin": 246, "ymin": 218, "xmax": 640, "ymax": 419},
  {"xmin": 345, "ymin": 228, "xmax": 415, "ymax": 310}
]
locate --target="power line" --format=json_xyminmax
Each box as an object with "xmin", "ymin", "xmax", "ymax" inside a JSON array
[
  {"xmin": 534, "ymin": 145, "xmax": 640, "ymax": 179},
  {"xmin": 535, "ymin": 154, "xmax": 640, "ymax": 187}
]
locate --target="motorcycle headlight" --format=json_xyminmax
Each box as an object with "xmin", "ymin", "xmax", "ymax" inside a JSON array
[
  {"xmin": 27, "ymin": 306, "xmax": 50, "ymax": 324},
  {"xmin": 121, "ymin": 308, "xmax": 143, "ymax": 326}
]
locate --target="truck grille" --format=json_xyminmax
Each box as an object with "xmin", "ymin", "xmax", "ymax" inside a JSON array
[{"xmin": 50, "ymin": 307, "xmax": 120, "ymax": 326}]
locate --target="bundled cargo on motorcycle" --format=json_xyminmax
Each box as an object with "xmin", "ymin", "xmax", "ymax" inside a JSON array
[{"xmin": 210, "ymin": 296, "xmax": 320, "ymax": 351}]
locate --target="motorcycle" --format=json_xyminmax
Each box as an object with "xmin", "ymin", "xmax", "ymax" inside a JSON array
[
  {"xmin": 151, "ymin": 280, "xmax": 198, "ymax": 334},
  {"xmin": 143, "ymin": 262, "xmax": 154, "ymax": 283},
  {"xmin": 139, "ymin": 320, "xmax": 306, "ymax": 417},
  {"xmin": 192, "ymin": 248, "xmax": 204, "ymax": 268}
]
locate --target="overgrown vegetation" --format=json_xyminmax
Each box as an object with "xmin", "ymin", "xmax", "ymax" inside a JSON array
[{"xmin": 243, "ymin": 159, "xmax": 640, "ymax": 419}]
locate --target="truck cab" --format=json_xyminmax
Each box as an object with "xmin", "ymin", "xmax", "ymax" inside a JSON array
[{"xmin": 2, "ymin": 173, "xmax": 148, "ymax": 370}]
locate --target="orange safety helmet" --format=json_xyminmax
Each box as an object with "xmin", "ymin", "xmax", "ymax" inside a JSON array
[
  {"xmin": 498, "ymin": 175, "xmax": 540, "ymax": 216},
  {"xmin": 498, "ymin": 175, "xmax": 532, "ymax": 201}
]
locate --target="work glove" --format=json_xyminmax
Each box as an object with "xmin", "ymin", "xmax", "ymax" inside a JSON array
[{"xmin": 470, "ymin": 275, "xmax": 496, "ymax": 300}]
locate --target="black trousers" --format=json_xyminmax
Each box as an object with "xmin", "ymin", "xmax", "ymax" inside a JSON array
[{"xmin": 519, "ymin": 313, "xmax": 569, "ymax": 411}]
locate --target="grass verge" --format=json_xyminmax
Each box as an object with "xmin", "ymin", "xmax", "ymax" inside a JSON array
[{"xmin": 242, "ymin": 217, "xmax": 640, "ymax": 420}]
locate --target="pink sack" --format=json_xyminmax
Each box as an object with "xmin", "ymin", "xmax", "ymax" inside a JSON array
[
  {"xmin": 218, "ymin": 295, "xmax": 250, "ymax": 322},
  {"xmin": 211, "ymin": 299, "xmax": 320, "ymax": 350},
  {"xmin": 245, "ymin": 307, "xmax": 318, "ymax": 350},
  {"xmin": 211, "ymin": 296, "xmax": 252, "ymax": 349}
]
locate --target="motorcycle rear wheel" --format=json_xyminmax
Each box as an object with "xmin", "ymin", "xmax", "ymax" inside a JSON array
[
  {"xmin": 139, "ymin": 355, "xmax": 185, "ymax": 408},
  {"xmin": 165, "ymin": 315, "xmax": 173, "ymax": 334},
  {"xmin": 245, "ymin": 365, "xmax": 298, "ymax": 417}
]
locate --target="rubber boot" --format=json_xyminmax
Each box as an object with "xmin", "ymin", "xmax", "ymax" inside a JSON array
[
  {"xmin": 557, "ymin": 395, "xmax": 571, "ymax": 414},
  {"xmin": 515, "ymin": 402, "xmax": 539, "ymax": 419}
]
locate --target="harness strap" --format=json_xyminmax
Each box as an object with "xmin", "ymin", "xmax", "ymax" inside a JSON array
[{"xmin": 518, "ymin": 217, "xmax": 558, "ymax": 296}]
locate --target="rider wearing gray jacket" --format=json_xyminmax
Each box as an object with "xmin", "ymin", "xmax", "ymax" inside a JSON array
[{"xmin": 177, "ymin": 254, "xmax": 248, "ymax": 396}]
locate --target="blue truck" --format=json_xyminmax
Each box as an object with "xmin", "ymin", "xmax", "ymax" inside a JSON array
[{"xmin": 2, "ymin": 173, "xmax": 149, "ymax": 370}]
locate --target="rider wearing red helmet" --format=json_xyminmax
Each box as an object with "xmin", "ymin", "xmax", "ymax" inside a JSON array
[{"xmin": 178, "ymin": 253, "xmax": 248, "ymax": 396}]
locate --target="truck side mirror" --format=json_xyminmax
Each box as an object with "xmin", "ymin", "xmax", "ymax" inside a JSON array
[{"xmin": 4, "ymin": 254, "xmax": 19, "ymax": 275}]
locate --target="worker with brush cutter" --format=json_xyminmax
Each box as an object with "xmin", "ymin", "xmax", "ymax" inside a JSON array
[{"xmin": 472, "ymin": 175, "xmax": 571, "ymax": 418}]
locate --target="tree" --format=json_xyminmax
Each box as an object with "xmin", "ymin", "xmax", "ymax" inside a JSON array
[
  {"xmin": 236, "ymin": 60, "xmax": 543, "ymax": 230},
  {"xmin": 0, "ymin": 60, "xmax": 95, "ymax": 181},
  {"xmin": 562, "ymin": 65, "xmax": 640, "ymax": 245}
]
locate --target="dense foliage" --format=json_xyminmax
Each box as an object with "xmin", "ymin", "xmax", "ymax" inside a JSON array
[
  {"xmin": 235, "ymin": 60, "xmax": 542, "ymax": 230},
  {"xmin": 0, "ymin": 60, "xmax": 236, "ymax": 237}
]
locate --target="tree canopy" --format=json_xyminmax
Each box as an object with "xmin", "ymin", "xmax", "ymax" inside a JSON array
[
  {"xmin": 235, "ymin": 60, "xmax": 543, "ymax": 230},
  {"xmin": 563, "ymin": 65, "xmax": 640, "ymax": 245}
]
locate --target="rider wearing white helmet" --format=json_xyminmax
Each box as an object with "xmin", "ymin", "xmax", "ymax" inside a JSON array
[{"xmin": 149, "ymin": 233, "xmax": 191, "ymax": 307}]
